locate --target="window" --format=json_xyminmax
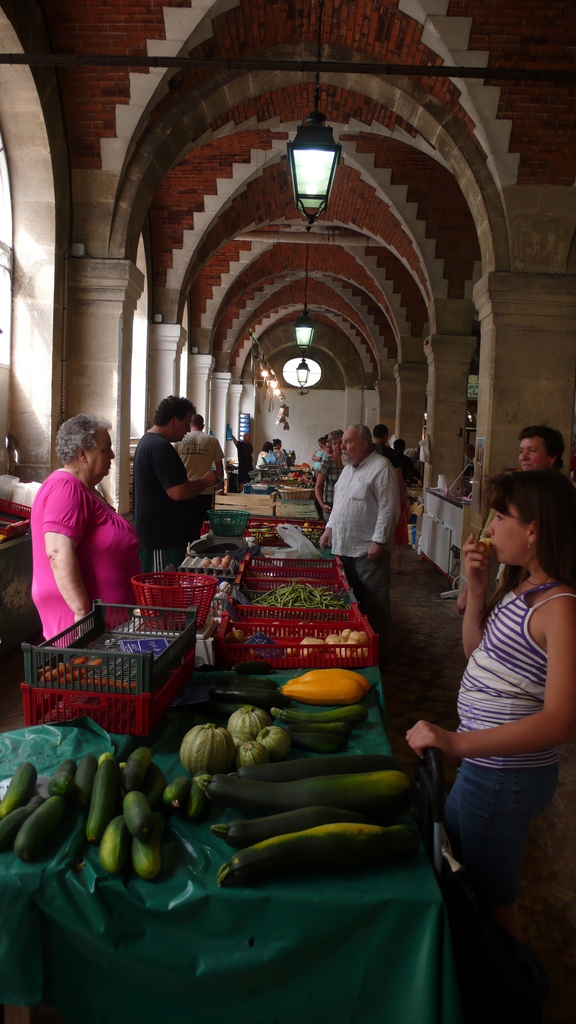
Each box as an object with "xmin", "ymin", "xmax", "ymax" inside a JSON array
[{"xmin": 282, "ymin": 356, "xmax": 323, "ymax": 388}]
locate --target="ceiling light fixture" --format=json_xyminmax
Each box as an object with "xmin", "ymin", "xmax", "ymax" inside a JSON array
[
  {"xmin": 296, "ymin": 357, "xmax": 311, "ymax": 387},
  {"xmin": 294, "ymin": 244, "xmax": 315, "ymax": 352}
]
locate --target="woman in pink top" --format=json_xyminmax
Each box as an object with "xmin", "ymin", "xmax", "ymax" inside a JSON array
[{"xmin": 31, "ymin": 414, "xmax": 142, "ymax": 639}]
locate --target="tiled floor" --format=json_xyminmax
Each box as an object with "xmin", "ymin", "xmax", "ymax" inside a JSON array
[{"xmin": 0, "ymin": 549, "xmax": 574, "ymax": 1023}]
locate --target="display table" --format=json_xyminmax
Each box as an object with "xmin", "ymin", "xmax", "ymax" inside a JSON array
[
  {"xmin": 420, "ymin": 488, "xmax": 472, "ymax": 578},
  {"xmin": 0, "ymin": 672, "xmax": 462, "ymax": 1024}
]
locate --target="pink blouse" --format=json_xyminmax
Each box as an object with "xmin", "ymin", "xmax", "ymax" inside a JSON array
[{"xmin": 31, "ymin": 471, "xmax": 142, "ymax": 640}]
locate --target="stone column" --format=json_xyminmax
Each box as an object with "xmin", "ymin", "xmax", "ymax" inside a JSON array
[
  {"xmin": 423, "ymin": 335, "xmax": 476, "ymax": 492},
  {"xmin": 148, "ymin": 323, "xmax": 187, "ymax": 416},
  {"xmin": 66, "ymin": 258, "xmax": 144, "ymax": 512},
  {"xmin": 394, "ymin": 338, "xmax": 427, "ymax": 445},
  {"xmin": 375, "ymin": 358, "xmax": 397, "ymax": 427},
  {"xmin": 226, "ymin": 382, "xmax": 243, "ymax": 460},
  {"xmin": 473, "ymin": 274, "xmax": 576, "ymax": 514},
  {"xmin": 187, "ymin": 353, "xmax": 214, "ymax": 419},
  {"xmin": 209, "ymin": 371, "xmax": 231, "ymax": 455}
]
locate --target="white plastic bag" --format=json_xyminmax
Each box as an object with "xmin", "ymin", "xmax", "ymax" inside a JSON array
[{"xmin": 275, "ymin": 523, "xmax": 322, "ymax": 558}]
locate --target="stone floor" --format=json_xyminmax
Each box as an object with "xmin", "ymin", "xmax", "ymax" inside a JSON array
[{"xmin": 0, "ymin": 547, "xmax": 574, "ymax": 1023}]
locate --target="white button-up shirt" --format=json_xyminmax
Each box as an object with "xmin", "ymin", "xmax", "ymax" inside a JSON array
[{"xmin": 327, "ymin": 451, "xmax": 400, "ymax": 556}]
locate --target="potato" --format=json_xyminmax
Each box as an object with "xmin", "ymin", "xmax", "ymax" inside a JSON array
[
  {"xmin": 325, "ymin": 633, "xmax": 345, "ymax": 644},
  {"xmin": 300, "ymin": 637, "xmax": 324, "ymax": 645},
  {"xmin": 340, "ymin": 629, "xmax": 351, "ymax": 640}
]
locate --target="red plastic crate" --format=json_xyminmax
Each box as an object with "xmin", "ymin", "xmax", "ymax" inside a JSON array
[
  {"xmin": 229, "ymin": 605, "xmax": 362, "ymax": 623},
  {"xmin": 241, "ymin": 576, "xmax": 349, "ymax": 595},
  {"xmin": 132, "ymin": 573, "xmax": 217, "ymax": 627},
  {"xmin": 21, "ymin": 647, "xmax": 195, "ymax": 736},
  {"xmin": 0, "ymin": 497, "xmax": 31, "ymax": 540},
  {"xmin": 215, "ymin": 614, "xmax": 377, "ymax": 668}
]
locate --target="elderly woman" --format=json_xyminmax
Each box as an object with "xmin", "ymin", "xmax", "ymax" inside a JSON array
[
  {"xmin": 314, "ymin": 430, "xmax": 344, "ymax": 522},
  {"xmin": 31, "ymin": 414, "xmax": 141, "ymax": 639}
]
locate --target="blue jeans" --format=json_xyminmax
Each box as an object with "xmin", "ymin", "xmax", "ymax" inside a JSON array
[{"xmin": 444, "ymin": 758, "xmax": 558, "ymax": 906}]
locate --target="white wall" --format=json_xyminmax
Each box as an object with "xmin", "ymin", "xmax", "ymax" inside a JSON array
[{"xmin": 255, "ymin": 389, "xmax": 348, "ymax": 465}]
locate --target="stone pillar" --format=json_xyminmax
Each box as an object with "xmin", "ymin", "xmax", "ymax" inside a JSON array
[
  {"xmin": 473, "ymin": 274, "xmax": 576, "ymax": 507},
  {"xmin": 187, "ymin": 353, "xmax": 214, "ymax": 419},
  {"xmin": 423, "ymin": 335, "xmax": 477, "ymax": 492},
  {"xmin": 148, "ymin": 323, "xmax": 187, "ymax": 416},
  {"xmin": 66, "ymin": 259, "xmax": 144, "ymax": 512},
  {"xmin": 226, "ymin": 382, "xmax": 243, "ymax": 460},
  {"xmin": 209, "ymin": 371, "xmax": 231, "ymax": 455},
  {"xmin": 375, "ymin": 358, "xmax": 397, "ymax": 427},
  {"xmin": 394, "ymin": 338, "xmax": 427, "ymax": 445},
  {"xmin": 345, "ymin": 388, "xmax": 363, "ymax": 427}
]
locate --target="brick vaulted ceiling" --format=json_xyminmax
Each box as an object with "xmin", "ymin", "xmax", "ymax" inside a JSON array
[{"xmin": 38, "ymin": 0, "xmax": 576, "ymax": 374}]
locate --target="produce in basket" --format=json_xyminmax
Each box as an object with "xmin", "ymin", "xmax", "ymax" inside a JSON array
[{"xmin": 180, "ymin": 724, "xmax": 235, "ymax": 775}]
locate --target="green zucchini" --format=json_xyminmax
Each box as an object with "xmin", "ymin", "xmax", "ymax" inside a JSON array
[
  {"xmin": 0, "ymin": 762, "xmax": 38, "ymax": 819},
  {"xmin": 14, "ymin": 795, "xmax": 67, "ymax": 861},
  {"xmin": 203, "ymin": 699, "xmax": 250, "ymax": 720},
  {"xmin": 74, "ymin": 754, "xmax": 98, "ymax": 806},
  {"xmin": 203, "ymin": 769, "xmax": 413, "ymax": 820},
  {"xmin": 204, "ymin": 672, "xmax": 279, "ymax": 690},
  {"xmin": 54, "ymin": 759, "xmax": 77, "ymax": 778},
  {"xmin": 285, "ymin": 722, "xmax": 351, "ymax": 738},
  {"xmin": 140, "ymin": 762, "xmax": 167, "ymax": 810},
  {"xmin": 163, "ymin": 776, "xmax": 192, "ymax": 811},
  {"xmin": 123, "ymin": 791, "xmax": 155, "ymax": 840},
  {"xmin": 186, "ymin": 775, "xmax": 208, "ymax": 820},
  {"xmin": 99, "ymin": 814, "xmax": 131, "ymax": 874},
  {"xmin": 288, "ymin": 732, "xmax": 349, "ymax": 754},
  {"xmin": 132, "ymin": 811, "xmax": 164, "ymax": 880},
  {"xmin": 233, "ymin": 661, "xmax": 277, "ymax": 675},
  {"xmin": 0, "ymin": 795, "xmax": 44, "ymax": 852},
  {"xmin": 237, "ymin": 753, "xmax": 399, "ymax": 783},
  {"xmin": 86, "ymin": 756, "xmax": 119, "ymax": 843},
  {"xmin": 211, "ymin": 687, "xmax": 290, "ymax": 710},
  {"xmin": 217, "ymin": 822, "xmax": 421, "ymax": 886},
  {"xmin": 48, "ymin": 772, "xmax": 77, "ymax": 800},
  {"xmin": 272, "ymin": 705, "xmax": 369, "ymax": 725},
  {"xmin": 123, "ymin": 746, "xmax": 152, "ymax": 792},
  {"xmin": 211, "ymin": 805, "xmax": 377, "ymax": 849}
]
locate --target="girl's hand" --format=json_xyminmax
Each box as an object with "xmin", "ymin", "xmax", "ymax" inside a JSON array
[
  {"xmin": 406, "ymin": 720, "xmax": 461, "ymax": 759},
  {"xmin": 462, "ymin": 532, "xmax": 491, "ymax": 596}
]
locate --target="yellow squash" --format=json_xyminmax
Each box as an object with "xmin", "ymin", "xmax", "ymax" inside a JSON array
[
  {"xmin": 281, "ymin": 670, "xmax": 366, "ymax": 706},
  {"xmin": 294, "ymin": 668, "xmax": 370, "ymax": 695}
]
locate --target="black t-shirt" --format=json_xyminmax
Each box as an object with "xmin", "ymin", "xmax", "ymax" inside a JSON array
[
  {"xmin": 133, "ymin": 431, "xmax": 196, "ymax": 548},
  {"xmin": 375, "ymin": 442, "xmax": 401, "ymax": 469},
  {"xmin": 396, "ymin": 451, "xmax": 421, "ymax": 484},
  {"xmin": 236, "ymin": 441, "xmax": 254, "ymax": 479}
]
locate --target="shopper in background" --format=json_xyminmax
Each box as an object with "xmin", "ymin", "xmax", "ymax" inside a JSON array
[
  {"xmin": 133, "ymin": 396, "xmax": 218, "ymax": 572},
  {"xmin": 272, "ymin": 438, "xmax": 288, "ymax": 469},
  {"xmin": 256, "ymin": 441, "xmax": 275, "ymax": 468},
  {"xmin": 393, "ymin": 438, "xmax": 422, "ymax": 486},
  {"xmin": 312, "ymin": 436, "xmax": 328, "ymax": 471},
  {"xmin": 315, "ymin": 431, "xmax": 344, "ymax": 523},
  {"xmin": 31, "ymin": 414, "xmax": 141, "ymax": 639},
  {"xmin": 231, "ymin": 431, "xmax": 253, "ymax": 486},
  {"xmin": 174, "ymin": 414, "xmax": 224, "ymax": 540},
  {"xmin": 518, "ymin": 425, "xmax": 564, "ymax": 470},
  {"xmin": 320, "ymin": 424, "xmax": 400, "ymax": 660}
]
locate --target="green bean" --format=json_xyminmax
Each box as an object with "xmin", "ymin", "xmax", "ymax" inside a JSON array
[{"xmin": 248, "ymin": 581, "xmax": 347, "ymax": 609}]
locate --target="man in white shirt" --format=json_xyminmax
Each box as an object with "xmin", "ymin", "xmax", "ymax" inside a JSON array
[
  {"xmin": 174, "ymin": 414, "xmax": 224, "ymax": 539},
  {"xmin": 319, "ymin": 424, "xmax": 400, "ymax": 660}
]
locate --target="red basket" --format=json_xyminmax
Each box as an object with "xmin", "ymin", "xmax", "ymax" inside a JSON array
[
  {"xmin": 239, "ymin": 557, "xmax": 346, "ymax": 585},
  {"xmin": 21, "ymin": 647, "xmax": 195, "ymax": 736},
  {"xmin": 241, "ymin": 576, "xmax": 349, "ymax": 595},
  {"xmin": 0, "ymin": 497, "xmax": 31, "ymax": 541},
  {"xmin": 245, "ymin": 515, "xmax": 325, "ymax": 548},
  {"xmin": 215, "ymin": 614, "xmax": 377, "ymax": 668},
  {"xmin": 230, "ymin": 605, "xmax": 362, "ymax": 623},
  {"xmin": 132, "ymin": 573, "xmax": 217, "ymax": 627}
]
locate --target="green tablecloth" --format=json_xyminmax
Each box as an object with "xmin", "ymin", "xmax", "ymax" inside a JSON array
[{"xmin": 0, "ymin": 671, "xmax": 462, "ymax": 1024}]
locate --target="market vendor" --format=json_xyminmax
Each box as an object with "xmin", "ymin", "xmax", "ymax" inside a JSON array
[
  {"xmin": 133, "ymin": 396, "xmax": 218, "ymax": 572},
  {"xmin": 174, "ymin": 413, "xmax": 224, "ymax": 540},
  {"xmin": 31, "ymin": 414, "xmax": 142, "ymax": 639}
]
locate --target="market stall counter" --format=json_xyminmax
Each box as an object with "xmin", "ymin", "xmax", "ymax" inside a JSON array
[{"xmin": 0, "ymin": 671, "xmax": 462, "ymax": 1024}]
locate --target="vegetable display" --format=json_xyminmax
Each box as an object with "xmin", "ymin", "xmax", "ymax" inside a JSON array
[
  {"xmin": 248, "ymin": 583, "xmax": 348, "ymax": 609},
  {"xmin": 211, "ymin": 806, "xmax": 376, "ymax": 849},
  {"xmin": 281, "ymin": 673, "xmax": 365, "ymax": 706},
  {"xmin": 179, "ymin": 724, "xmax": 235, "ymax": 776}
]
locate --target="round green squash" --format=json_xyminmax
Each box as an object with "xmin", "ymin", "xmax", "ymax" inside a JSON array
[
  {"xmin": 235, "ymin": 741, "xmax": 270, "ymax": 770},
  {"xmin": 180, "ymin": 723, "xmax": 235, "ymax": 775},
  {"xmin": 256, "ymin": 726, "xmax": 291, "ymax": 762},
  {"xmin": 227, "ymin": 705, "xmax": 272, "ymax": 740}
]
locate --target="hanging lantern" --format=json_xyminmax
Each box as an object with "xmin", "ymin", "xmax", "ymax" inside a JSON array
[
  {"xmin": 294, "ymin": 310, "xmax": 315, "ymax": 351},
  {"xmin": 287, "ymin": 111, "xmax": 341, "ymax": 230},
  {"xmin": 296, "ymin": 358, "xmax": 311, "ymax": 387}
]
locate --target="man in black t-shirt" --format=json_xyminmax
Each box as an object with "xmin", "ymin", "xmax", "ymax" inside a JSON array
[
  {"xmin": 133, "ymin": 396, "xmax": 218, "ymax": 572},
  {"xmin": 372, "ymin": 424, "xmax": 401, "ymax": 468},
  {"xmin": 231, "ymin": 431, "xmax": 254, "ymax": 486}
]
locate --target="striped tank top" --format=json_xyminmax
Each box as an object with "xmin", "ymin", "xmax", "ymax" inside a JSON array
[{"xmin": 457, "ymin": 581, "xmax": 575, "ymax": 769}]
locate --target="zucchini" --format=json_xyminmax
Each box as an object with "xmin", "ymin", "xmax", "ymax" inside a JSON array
[
  {"xmin": 285, "ymin": 722, "xmax": 352, "ymax": 738},
  {"xmin": 186, "ymin": 775, "xmax": 208, "ymax": 820},
  {"xmin": 14, "ymin": 795, "xmax": 67, "ymax": 861},
  {"xmin": 211, "ymin": 687, "xmax": 290, "ymax": 711},
  {"xmin": 54, "ymin": 759, "xmax": 77, "ymax": 777},
  {"xmin": 217, "ymin": 822, "xmax": 421, "ymax": 886},
  {"xmin": 237, "ymin": 753, "xmax": 400, "ymax": 782},
  {"xmin": 140, "ymin": 762, "xmax": 167, "ymax": 809},
  {"xmin": 0, "ymin": 762, "xmax": 38, "ymax": 819},
  {"xmin": 123, "ymin": 746, "xmax": 152, "ymax": 792},
  {"xmin": 132, "ymin": 811, "xmax": 164, "ymax": 880},
  {"xmin": 272, "ymin": 705, "xmax": 369, "ymax": 725},
  {"xmin": 98, "ymin": 751, "xmax": 116, "ymax": 765},
  {"xmin": 86, "ymin": 756, "xmax": 119, "ymax": 843},
  {"xmin": 99, "ymin": 814, "xmax": 131, "ymax": 874},
  {"xmin": 123, "ymin": 791, "xmax": 155, "ymax": 840},
  {"xmin": 203, "ymin": 700, "xmax": 250, "ymax": 720},
  {"xmin": 0, "ymin": 795, "xmax": 44, "ymax": 852},
  {"xmin": 233, "ymin": 661, "xmax": 277, "ymax": 675},
  {"xmin": 163, "ymin": 776, "xmax": 192, "ymax": 811},
  {"xmin": 48, "ymin": 772, "xmax": 77, "ymax": 800},
  {"xmin": 214, "ymin": 676, "xmax": 279, "ymax": 692},
  {"xmin": 211, "ymin": 805, "xmax": 378, "ymax": 849},
  {"xmin": 74, "ymin": 754, "xmax": 98, "ymax": 806},
  {"xmin": 203, "ymin": 769, "xmax": 413, "ymax": 820},
  {"xmin": 288, "ymin": 732, "xmax": 348, "ymax": 754}
]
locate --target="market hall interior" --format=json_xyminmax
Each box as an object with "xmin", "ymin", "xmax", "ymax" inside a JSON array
[{"xmin": 0, "ymin": 1, "xmax": 575, "ymax": 1020}]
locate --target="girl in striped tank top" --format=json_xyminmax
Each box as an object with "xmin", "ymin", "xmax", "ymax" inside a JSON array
[{"xmin": 407, "ymin": 469, "xmax": 576, "ymax": 943}]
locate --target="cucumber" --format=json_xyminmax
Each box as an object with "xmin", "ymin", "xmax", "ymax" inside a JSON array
[
  {"xmin": 203, "ymin": 769, "xmax": 413, "ymax": 820},
  {"xmin": 186, "ymin": 775, "xmax": 208, "ymax": 820},
  {"xmin": 211, "ymin": 805, "xmax": 378, "ymax": 849},
  {"xmin": 272, "ymin": 705, "xmax": 369, "ymax": 725},
  {"xmin": 288, "ymin": 732, "xmax": 349, "ymax": 754},
  {"xmin": 163, "ymin": 776, "xmax": 192, "ymax": 811},
  {"xmin": 74, "ymin": 754, "xmax": 98, "ymax": 806},
  {"xmin": 14, "ymin": 796, "xmax": 67, "ymax": 861},
  {"xmin": 54, "ymin": 759, "xmax": 77, "ymax": 778},
  {"xmin": 86, "ymin": 756, "xmax": 119, "ymax": 843},
  {"xmin": 132, "ymin": 812, "xmax": 164, "ymax": 880},
  {"xmin": 98, "ymin": 751, "xmax": 116, "ymax": 766},
  {"xmin": 123, "ymin": 746, "xmax": 152, "ymax": 792},
  {"xmin": 211, "ymin": 688, "xmax": 290, "ymax": 711},
  {"xmin": 217, "ymin": 822, "xmax": 421, "ymax": 886},
  {"xmin": 233, "ymin": 661, "xmax": 277, "ymax": 675},
  {"xmin": 237, "ymin": 753, "xmax": 400, "ymax": 783},
  {"xmin": 140, "ymin": 762, "xmax": 167, "ymax": 810},
  {"xmin": 285, "ymin": 722, "xmax": 352, "ymax": 738},
  {"xmin": 123, "ymin": 791, "xmax": 155, "ymax": 840},
  {"xmin": 99, "ymin": 815, "xmax": 131, "ymax": 874},
  {"xmin": 48, "ymin": 772, "xmax": 77, "ymax": 800},
  {"xmin": 0, "ymin": 762, "xmax": 38, "ymax": 819},
  {"xmin": 0, "ymin": 795, "xmax": 44, "ymax": 852}
]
